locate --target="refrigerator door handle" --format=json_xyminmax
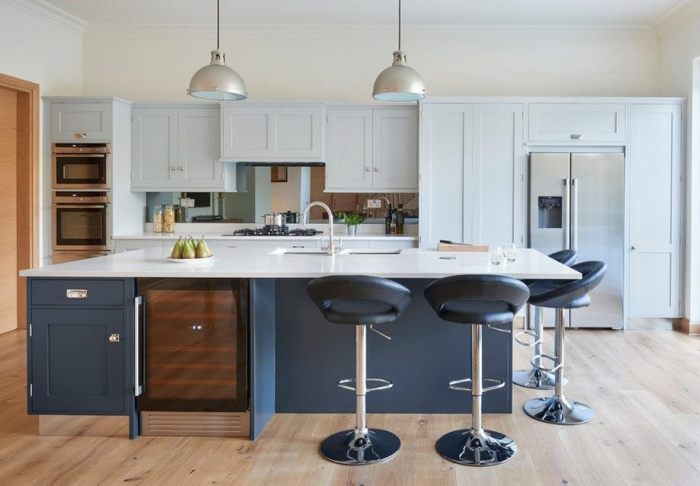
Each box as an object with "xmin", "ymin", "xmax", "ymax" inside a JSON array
[
  {"xmin": 563, "ymin": 179, "xmax": 571, "ymax": 249},
  {"xmin": 571, "ymin": 178, "xmax": 579, "ymax": 251}
]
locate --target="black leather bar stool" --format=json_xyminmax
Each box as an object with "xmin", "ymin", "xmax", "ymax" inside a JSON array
[
  {"xmin": 424, "ymin": 275, "xmax": 529, "ymax": 466},
  {"xmin": 523, "ymin": 261, "xmax": 607, "ymax": 425},
  {"xmin": 307, "ymin": 275, "xmax": 412, "ymax": 465},
  {"xmin": 513, "ymin": 249, "xmax": 577, "ymax": 390}
]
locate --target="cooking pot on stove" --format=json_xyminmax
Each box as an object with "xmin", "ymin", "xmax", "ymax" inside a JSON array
[{"xmin": 262, "ymin": 213, "xmax": 284, "ymax": 226}]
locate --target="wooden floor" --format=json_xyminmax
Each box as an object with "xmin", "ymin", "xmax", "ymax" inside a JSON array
[{"xmin": 1, "ymin": 329, "xmax": 700, "ymax": 485}]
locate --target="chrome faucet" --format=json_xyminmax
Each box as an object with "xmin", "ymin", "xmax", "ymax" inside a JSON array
[{"xmin": 302, "ymin": 201, "xmax": 335, "ymax": 255}]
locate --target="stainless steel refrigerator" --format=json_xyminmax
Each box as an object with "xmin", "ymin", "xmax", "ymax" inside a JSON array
[{"xmin": 529, "ymin": 153, "xmax": 624, "ymax": 329}]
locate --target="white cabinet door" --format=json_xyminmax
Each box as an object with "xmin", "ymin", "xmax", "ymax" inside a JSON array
[
  {"xmin": 528, "ymin": 103, "xmax": 627, "ymax": 143},
  {"xmin": 178, "ymin": 108, "xmax": 221, "ymax": 189},
  {"xmin": 372, "ymin": 108, "xmax": 418, "ymax": 191},
  {"xmin": 326, "ymin": 109, "xmax": 373, "ymax": 191},
  {"xmin": 419, "ymin": 104, "xmax": 472, "ymax": 248},
  {"xmin": 628, "ymin": 104, "xmax": 682, "ymax": 317},
  {"xmin": 471, "ymin": 104, "xmax": 524, "ymax": 245},
  {"xmin": 131, "ymin": 108, "xmax": 180, "ymax": 189},
  {"xmin": 51, "ymin": 103, "xmax": 112, "ymax": 141},
  {"xmin": 221, "ymin": 104, "xmax": 324, "ymax": 162}
]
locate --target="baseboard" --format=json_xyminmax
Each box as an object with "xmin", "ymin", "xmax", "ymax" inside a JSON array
[
  {"xmin": 141, "ymin": 411, "xmax": 250, "ymax": 437},
  {"xmin": 39, "ymin": 415, "xmax": 129, "ymax": 437},
  {"xmin": 673, "ymin": 318, "xmax": 700, "ymax": 335}
]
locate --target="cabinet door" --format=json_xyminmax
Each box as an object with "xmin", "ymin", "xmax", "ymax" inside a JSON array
[
  {"xmin": 372, "ymin": 108, "xmax": 418, "ymax": 191},
  {"xmin": 419, "ymin": 104, "xmax": 472, "ymax": 248},
  {"xmin": 471, "ymin": 104, "xmax": 524, "ymax": 245},
  {"xmin": 179, "ymin": 108, "xmax": 222, "ymax": 189},
  {"xmin": 221, "ymin": 105, "xmax": 324, "ymax": 162},
  {"xmin": 131, "ymin": 108, "xmax": 180, "ymax": 189},
  {"xmin": 51, "ymin": 103, "xmax": 112, "ymax": 141},
  {"xmin": 628, "ymin": 104, "xmax": 682, "ymax": 317},
  {"xmin": 30, "ymin": 308, "xmax": 127, "ymax": 414},
  {"xmin": 326, "ymin": 109, "xmax": 373, "ymax": 191},
  {"xmin": 528, "ymin": 103, "xmax": 627, "ymax": 143}
]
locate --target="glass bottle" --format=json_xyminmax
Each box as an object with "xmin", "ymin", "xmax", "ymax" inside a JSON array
[
  {"xmin": 152, "ymin": 205, "xmax": 163, "ymax": 233},
  {"xmin": 163, "ymin": 204, "xmax": 175, "ymax": 233},
  {"xmin": 396, "ymin": 204, "xmax": 405, "ymax": 235}
]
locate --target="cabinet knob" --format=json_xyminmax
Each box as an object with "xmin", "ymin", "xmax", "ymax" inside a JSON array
[
  {"xmin": 108, "ymin": 333, "xmax": 120, "ymax": 343},
  {"xmin": 631, "ymin": 246, "xmax": 637, "ymax": 251},
  {"xmin": 170, "ymin": 167, "xmax": 177, "ymax": 172},
  {"xmin": 365, "ymin": 167, "xmax": 371, "ymax": 172},
  {"xmin": 570, "ymin": 134, "xmax": 582, "ymax": 140},
  {"xmin": 373, "ymin": 167, "xmax": 379, "ymax": 172},
  {"xmin": 76, "ymin": 132, "xmax": 87, "ymax": 139}
]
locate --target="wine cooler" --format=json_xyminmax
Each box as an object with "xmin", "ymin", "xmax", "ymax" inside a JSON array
[{"xmin": 137, "ymin": 279, "xmax": 249, "ymax": 437}]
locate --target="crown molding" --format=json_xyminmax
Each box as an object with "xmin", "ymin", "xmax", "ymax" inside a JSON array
[
  {"xmin": 84, "ymin": 22, "xmax": 656, "ymax": 42},
  {"xmin": 654, "ymin": 0, "xmax": 700, "ymax": 34},
  {"xmin": 3, "ymin": 0, "xmax": 86, "ymax": 34}
]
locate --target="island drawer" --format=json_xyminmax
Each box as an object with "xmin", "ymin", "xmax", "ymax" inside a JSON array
[{"xmin": 30, "ymin": 279, "xmax": 126, "ymax": 307}]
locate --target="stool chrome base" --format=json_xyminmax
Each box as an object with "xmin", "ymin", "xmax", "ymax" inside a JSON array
[
  {"xmin": 512, "ymin": 367, "xmax": 566, "ymax": 390},
  {"xmin": 435, "ymin": 428, "xmax": 517, "ymax": 466},
  {"xmin": 320, "ymin": 428, "xmax": 401, "ymax": 465},
  {"xmin": 523, "ymin": 396, "xmax": 594, "ymax": 425}
]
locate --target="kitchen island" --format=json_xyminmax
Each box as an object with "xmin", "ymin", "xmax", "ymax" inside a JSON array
[{"xmin": 21, "ymin": 247, "xmax": 579, "ymax": 439}]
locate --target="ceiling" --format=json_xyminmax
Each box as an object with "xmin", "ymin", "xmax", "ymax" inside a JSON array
[{"xmin": 44, "ymin": 0, "xmax": 686, "ymax": 26}]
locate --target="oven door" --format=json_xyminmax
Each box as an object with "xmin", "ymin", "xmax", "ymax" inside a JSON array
[
  {"xmin": 53, "ymin": 153, "xmax": 109, "ymax": 189},
  {"xmin": 53, "ymin": 204, "xmax": 110, "ymax": 250}
]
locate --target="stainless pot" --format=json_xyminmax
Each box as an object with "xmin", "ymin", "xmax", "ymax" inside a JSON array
[
  {"xmin": 262, "ymin": 213, "xmax": 284, "ymax": 226},
  {"xmin": 284, "ymin": 211, "xmax": 300, "ymax": 224}
]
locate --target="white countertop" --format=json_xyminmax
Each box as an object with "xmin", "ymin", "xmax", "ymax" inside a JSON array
[
  {"xmin": 112, "ymin": 233, "xmax": 417, "ymax": 241},
  {"xmin": 21, "ymin": 247, "xmax": 581, "ymax": 280}
]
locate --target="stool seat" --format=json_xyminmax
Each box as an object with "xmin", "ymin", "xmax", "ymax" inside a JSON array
[
  {"xmin": 528, "ymin": 261, "xmax": 606, "ymax": 309},
  {"xmin": 308, "ymin": 275, "xmax": 412, "ymax": 325}
]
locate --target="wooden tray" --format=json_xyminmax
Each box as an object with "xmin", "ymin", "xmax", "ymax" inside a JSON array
[{"xmin": 437, "ymin": 242, "xmax": 489, "ymax": 252}]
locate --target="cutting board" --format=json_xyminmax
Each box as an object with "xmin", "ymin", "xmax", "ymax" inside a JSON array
[{"xmin": 437, "ymin": 242, "xmax": 489, "ymax": 252}]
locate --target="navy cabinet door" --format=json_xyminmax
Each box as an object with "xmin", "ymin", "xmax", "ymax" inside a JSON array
[{"xmin": 30, "ymin": 308, "xmax": 126, "ymax": 414}]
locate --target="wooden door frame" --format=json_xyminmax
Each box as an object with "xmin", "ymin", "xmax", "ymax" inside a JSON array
[{"xmin": 0, "ymin": 73, "xmax": 40, "ymax": 331}]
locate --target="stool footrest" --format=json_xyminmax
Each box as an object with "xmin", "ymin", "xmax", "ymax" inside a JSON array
[
  {"xmin": 337, "ymin": 378, "xmax": 393, "ymax": 393},
  {"xmin": 448, "ymin": 378, "xmax": 505, "ymax": 393},
  {"xmin": 530, "ymin": 353, "xmax": 562, "ymax": 373},
  {"xmin": 514, "ymin": 330, "xmax": 541, "ymax": 347}
]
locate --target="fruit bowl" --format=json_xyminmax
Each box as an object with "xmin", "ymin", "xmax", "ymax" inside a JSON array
[{"xmin": 167, "ymin": 255, "xmax": 215, "ymax": 264}]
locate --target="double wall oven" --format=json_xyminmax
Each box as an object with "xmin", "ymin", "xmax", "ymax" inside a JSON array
[{"xmin": 51, "ymin": 143, "xmax": 112, "ymax": 264}]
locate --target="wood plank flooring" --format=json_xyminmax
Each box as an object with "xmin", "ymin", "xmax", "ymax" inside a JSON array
[{"xmin": 1, "ymin": 328, "xmax": 699, "ymax": 485}]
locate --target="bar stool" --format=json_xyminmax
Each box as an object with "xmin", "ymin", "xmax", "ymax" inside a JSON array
[
  {"xmin": 523, "ymin": 261, "xmax": 607, "ymax": 425},
  {"xmin": 513, "ymin": 249, "xmax": 577, "ymax": 390},
  {"xmin": 424, "ymin": 275, "xmax": 529, "ymax": 466},
  {"xmin": 307, "ymin": 275, "xmax": 412, "ymax": 465}
]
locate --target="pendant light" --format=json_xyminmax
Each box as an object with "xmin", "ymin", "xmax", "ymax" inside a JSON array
[
  {"xmin": 372, "ymin": 0, "xmax": 426, "ymax": 102},
  {"xmin": 188, "ymin": 0, "xmax": 247, "ymax": 101}
]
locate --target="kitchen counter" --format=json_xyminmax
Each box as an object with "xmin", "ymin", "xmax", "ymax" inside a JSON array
[
  {"xmin": 21, "ymin": 247, "xmax": 579, "ymax": 280},
  {"xmin": 111, "ymin": 233, "xmax": 417, "ymax": 241}
]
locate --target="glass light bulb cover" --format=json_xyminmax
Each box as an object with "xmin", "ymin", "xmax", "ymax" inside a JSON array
[
  {"xmin": 372, "ymin": 51, "xmax": 426, "ymax": 102},
  {"xmin": 188, "ymin": 49, "xmax": 247, "ymax": 101}
]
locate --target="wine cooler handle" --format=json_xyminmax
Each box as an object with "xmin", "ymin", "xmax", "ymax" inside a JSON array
[{"xmin": 134, "ymin": 296, "xmax": 143, "ymax": 397}]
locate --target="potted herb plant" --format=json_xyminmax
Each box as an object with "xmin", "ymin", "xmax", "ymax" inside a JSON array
[{"xmin": 339, "ymin": 212, "xmax": 367, "ymax": 236}]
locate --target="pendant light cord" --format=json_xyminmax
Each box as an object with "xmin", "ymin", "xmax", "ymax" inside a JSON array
[
  {"xmin": 216, "ymin": 0, "xmax": 220, "ymax": 50},
  {"xmin": 398, "ymin": 0, "xmax": 402, "ymax": 51}
]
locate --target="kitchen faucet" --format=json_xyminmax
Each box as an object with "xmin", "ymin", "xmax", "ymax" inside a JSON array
[{"xmin": 302, "ymin": 201, "xmax": 335, "ymax": 255}]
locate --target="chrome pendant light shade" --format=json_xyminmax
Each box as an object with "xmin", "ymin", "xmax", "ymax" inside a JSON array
[
  {"xmin": 188, "ymin": 0, "xmax": 247, "ymax": 101},
  {"xmin": 373, "ymin": 0, "xmax": 425, "ymax": 102}
]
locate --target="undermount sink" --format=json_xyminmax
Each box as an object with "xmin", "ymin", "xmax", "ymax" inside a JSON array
[
  {"xmin": 272, "ymin": 248, "xmax": 330, "ymax": 255},
  {"xmin": 340, "ymin": 248, "xmax": 402, "ymax": 255}
]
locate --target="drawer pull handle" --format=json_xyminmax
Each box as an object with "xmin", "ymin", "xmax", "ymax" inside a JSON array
[
  {"xmin": 66, "ymin": 289, "xmax": 88, "ymax": 299},
  {"xmin": 108, "ymin": 333, "xmax": 120, "ymax": 343},
  {"xmin": 570, "ymin": 134, "xmax": 582, "ymax": 140}
]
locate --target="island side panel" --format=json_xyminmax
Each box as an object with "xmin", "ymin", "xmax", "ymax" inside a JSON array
[
  {"xmin": 250, "ymin": 278, "xmax": 276, "ymax": 439},
  {"xmin": 275, "ymin": 278, "xmax": 512, "ymax": 414}
]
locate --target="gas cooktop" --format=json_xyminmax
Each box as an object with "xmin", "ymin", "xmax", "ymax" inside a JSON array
[{"xmin": 223, "ymin": 225, "xmax": 323, "ymax": 237}]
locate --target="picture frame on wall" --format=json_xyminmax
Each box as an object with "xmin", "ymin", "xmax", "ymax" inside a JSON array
[{"xmin": 271, "ymin": 166, "xmax": 288, "ymax": 183}]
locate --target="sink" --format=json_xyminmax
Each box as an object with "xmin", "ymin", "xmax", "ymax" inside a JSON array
[
  {"xmin": 271, "ymin": 248, "xmax": 330, "ymax": 255},
  {"xmin": 340, "ymin": 249, "xmax": 402, "ymax": 255}
]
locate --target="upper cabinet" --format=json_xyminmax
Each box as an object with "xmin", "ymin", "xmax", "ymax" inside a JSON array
[
  {"xmin": 528, "ymin": 103, "xmax": 627, "ymax": 143},
  {"xmin": 132, "ymin": 105, "xmax": 235, "ymax": 192},
  {"xmin": 221, "ymin": 103, "xmax": 325, "ymax": 162},
  {"xmin": 420, "ymin": 103, "xmax": 525, "ymax": 248},
  {"xmin": 325, "ymin": 106, "xmax": 418, "ymax": 193},
  {"xmin": 51, "ymin": 102, "xmax": 113, "ymax": 141}
]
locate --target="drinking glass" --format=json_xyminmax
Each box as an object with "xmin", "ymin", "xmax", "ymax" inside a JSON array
[
  {"xmin": 489, "ymin": 245, "xmax": 504, "ymax": 266},
  {"xmin": 504, "ymin": 243, "xmax": 517, "ymax": 263}
]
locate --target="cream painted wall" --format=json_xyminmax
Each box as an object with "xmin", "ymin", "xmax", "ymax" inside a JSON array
[
  {"xmin": 82, "ymin": 25, "xmax": 660, "ymax": 101},
  {"xmin": 658, "ymin": 7, "xmax": 700, "ymax": 322}
]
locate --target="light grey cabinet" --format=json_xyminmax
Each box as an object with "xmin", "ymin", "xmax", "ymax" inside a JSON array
[
  {"xmin": 131, "ymin": 105, "xmax": 235, "ymax": 192},
  {"xmin": 628, "ymin": 103, "xmax": 683, "ymax": 317},
  {"xmin": 51, "ymin": 102, "xmax": 113, "ymax": 141},
  {"xmin": 528, "ymin": 103, "xmax": 627, "ymax": 144},
  {"xmin": 221, "ymin": 104, "xmax": 325, "ymax": 162},
  {"xmin": 326, "ymin": 106, "xmax": 418, "ymax": 192},
  {"xmin": 420, "ymin": 103, "xmax": 525, "ymax": 248}
]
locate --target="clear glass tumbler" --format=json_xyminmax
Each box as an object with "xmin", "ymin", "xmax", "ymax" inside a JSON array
[{"xmin": 489, "ymin": 245, "xmax": 504, "ymax": 266}]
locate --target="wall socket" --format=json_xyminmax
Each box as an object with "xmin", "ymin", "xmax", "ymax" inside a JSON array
[{"xmin": 366, "ymin": 199, "xmax": 382, "ymax": 209}]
